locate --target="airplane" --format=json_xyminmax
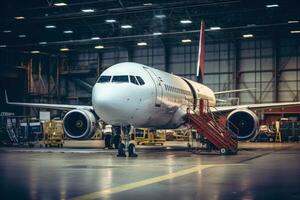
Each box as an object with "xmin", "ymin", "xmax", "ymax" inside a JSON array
[{"xmin": 5, "ymin": 20, "xmax": 300, "ymax": 156}]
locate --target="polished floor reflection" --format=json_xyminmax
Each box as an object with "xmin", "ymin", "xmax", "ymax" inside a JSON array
[{"xmin": 0, "ymin": 143, "xmax": 300, "ymax": 200}]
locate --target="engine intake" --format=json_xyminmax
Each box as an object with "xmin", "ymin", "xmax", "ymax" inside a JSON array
[
  {"xmin": 63, "ymin": 109, "xmax": 96, "ymax": 140},
  {"xmin": 227, "ymin": 109, "xmax": 259, "ymax": 141}
]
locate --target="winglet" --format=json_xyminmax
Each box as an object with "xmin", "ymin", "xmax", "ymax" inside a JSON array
[
  {"xmin": 196, "ymin": 20, "xmax": 205, "ymax": 83},
  {"xmin": 5, "ymin": 90, "xmax": 9, "ymax": 104}
]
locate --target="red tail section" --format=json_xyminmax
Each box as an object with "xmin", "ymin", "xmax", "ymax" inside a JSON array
[{"xmin": 196, "ymin": 20, "xmax": 205, "ymax": 83}]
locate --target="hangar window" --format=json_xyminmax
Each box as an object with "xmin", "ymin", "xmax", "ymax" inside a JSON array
[
  {"xmin": 130, "ymin": 75, "xmax": 139, "ymax": 85},
  {"xmin": 136, "ymin": 76, "xmax": 145, "ymax": 85},
  {"xmin": 112, "ymin": 75, "xmax": 129, "ymax": 83},
  {"xmin": 98, "ymin": 76, "xmax": 111, "ymax": 83}
]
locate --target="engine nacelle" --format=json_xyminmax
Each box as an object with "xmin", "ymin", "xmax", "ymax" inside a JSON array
[
  {"xmin": 227, "ymin": 109, "xmax": 259, "ymax": 141},
  {"xmin": 63, "ymin": 109, "xmax": 96, "ymax": 140}
]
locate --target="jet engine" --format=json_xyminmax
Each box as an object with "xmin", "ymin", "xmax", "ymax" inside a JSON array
[
  {"xmin": 227, "ymin": 109, "xmax": 259, "ymax": 141},
  {"xmin": 63, "ymin": 109, "xmax": 96, "ymax": 140}
]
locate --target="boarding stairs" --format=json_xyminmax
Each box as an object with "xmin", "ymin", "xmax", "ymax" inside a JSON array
[{"xmin": 186, "ymin": 99, "xmax": 238, "ymax": 155}]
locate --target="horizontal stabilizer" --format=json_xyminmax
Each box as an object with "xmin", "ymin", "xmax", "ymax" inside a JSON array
[{"xmin": 214, "ymin": 88, "xmax": 255, "ymax": 95}]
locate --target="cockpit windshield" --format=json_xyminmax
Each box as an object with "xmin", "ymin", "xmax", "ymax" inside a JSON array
[
  {"xmin": 98, "ymin": 76, "xmax": 111, "ymax": 83},
  {"xmin": 112, "ymin": 75, "xmax": 129, "ymax": 83}
]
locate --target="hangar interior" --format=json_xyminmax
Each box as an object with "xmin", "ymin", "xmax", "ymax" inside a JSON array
[{"xmin": 1, "ymin": 1, "xmax": 300, "ymax": 199}]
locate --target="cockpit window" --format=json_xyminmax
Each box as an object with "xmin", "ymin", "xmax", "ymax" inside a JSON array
[
  {"xmin": 98, "ymin": 76, "xmax": 111, "ymax": 83},
  {"xmin": 136, "ymin": 76, "xmax": 145, "ymax": 85},
  {"xmin": 112, "ymin": 75, "xmax": 129, "ymax": 83},
  {"xmin": 130, "ymin": 75, "xmax": 139, "ymax": 85}
]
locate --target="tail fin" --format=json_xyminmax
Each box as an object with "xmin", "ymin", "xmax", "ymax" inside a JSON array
[{"xmin": 196, "ymin": 20, "xmax": 205, "ymax": 83}]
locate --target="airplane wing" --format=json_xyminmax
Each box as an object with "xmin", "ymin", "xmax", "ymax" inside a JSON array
[
  {"xmin": 5, "ymin": 91, "xmax": 93, "ymax": 111},
  {"xmin": 212, "ymin": 101, "xmax": 300, "ymax": 113}
]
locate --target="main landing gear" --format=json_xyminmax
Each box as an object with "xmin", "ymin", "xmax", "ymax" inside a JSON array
[{"xmin": 116, "ymin": 125, "xmax": 138, "ymax": 157}]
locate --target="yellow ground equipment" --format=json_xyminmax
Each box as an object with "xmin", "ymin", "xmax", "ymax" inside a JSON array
[
  {"xmin": 134, "ymin": 128, "xmax": 165, "ymax": 145},
  {"xmin": 275, "ymin": 121, "xmax": 282, "ymax": 143},
  {"xmin": 43, "ymin": 120, "xmax": 64, "ymax": 147}
]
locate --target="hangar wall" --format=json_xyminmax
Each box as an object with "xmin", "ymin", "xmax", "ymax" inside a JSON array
[{"xmin": 0, "ymin": 37, "xmax": 299, "ymax": 114}]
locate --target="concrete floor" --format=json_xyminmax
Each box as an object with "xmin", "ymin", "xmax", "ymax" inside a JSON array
[{"xmin": 0, "ymin": 142, "xmax": 300, "ymax": 200}]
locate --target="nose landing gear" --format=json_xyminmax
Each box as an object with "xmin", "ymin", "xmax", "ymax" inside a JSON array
[{"xmin": 116, "ymin": 125, "xmax": 138, "ymax": 157}]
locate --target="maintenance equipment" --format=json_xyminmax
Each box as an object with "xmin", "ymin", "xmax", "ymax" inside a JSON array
[
  {"xmin": 43, "ymin": 120, "xmax": 64, "ymax": 147},
  {"xmin": 134, "ymin": 128, "xmax": 165, "ymax": 145}
]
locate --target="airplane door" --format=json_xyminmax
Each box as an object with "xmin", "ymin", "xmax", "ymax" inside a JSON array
[{"xmin": 143, "ymin": 67, "xmax": 163, "ymax": 107}]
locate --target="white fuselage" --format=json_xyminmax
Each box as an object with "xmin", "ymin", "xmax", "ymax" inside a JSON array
[{"xmin": 92, "ymin": 62, "xmax": 215, "ymax": 129}]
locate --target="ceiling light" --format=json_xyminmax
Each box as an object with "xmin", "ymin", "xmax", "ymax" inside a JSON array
[
  {"xmin": 14, "ymin": 16, "xmax": 25, "ymax": 20},
  {"xmin": 0, "ymin": 45, "xmax": 7, "ymax": 48},
  {"xmin": 180, "ymin": 19, "xmax": 192, "ymax": 24},
  {"xmin": 31, "ymin": 50, "xmax": 40, "ymax": 54},
  {"xmin": 121, "ymin": 25, "xmax": 132, "ymax": 29},
  {"xmin": 243, "ymin": 34, "xmax": 254, "ymax": 38},
  {"xmin": 155, "ymin": 14, "xmax": 166, "ymax": 19},
  {"xmin": 63, "ymin": 30, "xmax": 73, "ymax": 34},
  {"xmin": 95, "ymin": 45, "xmax": 104, "ymax": 49},
  {"xmin": 266, "ymin": 4, "xmax": 279, "ymax": 8},
  {"xmin": 288, "ymin": 20, "xmax": 299, "ymax": 24},
  {"xmin": 181, "ymin": 39, "xmax": 192, "ymax": 43},
  {"xmin": 105, "ymin": 19, "xmax": 116, "ymax": 23},
  {"xmin": 290, "ymin": 30, "xmax": 300, "ymax": 34},
  {"xmin": 3, "ymin": 30, "xmax": 12, "ymax": 33},
  {"xmin": 39, "ymin": 42, "xmax": 47, "ymax": 45},
  {"xmin": 91, "ymin": 37, "xmax": 100, "ymax": 40},
  {"xmin": 18, "ymin": 34, "xmax": 26, "ymax": 38},
  {"xmin": 54, "ymin": 2, "xmax": 67, "ymax": 6},
  {"xmin": 137, "ymin": 42, "xmax": 147, "ymax": 46},
  {"xmin": 143, "ymin": 3, "xmax": 153, "ymax": 6},
  {"xmin": 60, "ymin": 47, "xmax": 69, "ymax": 51},
  {"xmin": 210, "ymin": 27, "xmax": 221, "ymax": 30},
  {"xmin": 153, "ymin": 32, "xmax": 162, "ymax": 35},
  {"xmin": 81, "ymin": 9, "xmax": 95, "ymax": 13},
  {"xmin": 45, "ymin": 25, "xmax": 56, "ymax": 29}
]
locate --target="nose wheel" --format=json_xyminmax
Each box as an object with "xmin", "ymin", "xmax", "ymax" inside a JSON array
[{"xmin": 116, "ymin": 125, "xmax": 138, "ymax": 157}]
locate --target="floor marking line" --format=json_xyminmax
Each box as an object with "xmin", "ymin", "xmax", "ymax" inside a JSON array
[{"xmin": 70, "ymin": 164, "xmax": 243, "ymax": 200}]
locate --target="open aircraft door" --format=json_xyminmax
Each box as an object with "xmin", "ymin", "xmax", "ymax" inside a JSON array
[{"xmin": 143, "ymin": 67, "xmax": 163, "ymax": 107}]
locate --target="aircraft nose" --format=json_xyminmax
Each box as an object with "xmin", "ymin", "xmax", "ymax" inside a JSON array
[{"xmin": 92, "ymin": 84, "xmax": 132, "ymax": 124}]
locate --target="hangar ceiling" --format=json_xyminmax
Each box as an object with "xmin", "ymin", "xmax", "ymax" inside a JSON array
[{"xmin": 0, "ymin": 0, "xmax": 299, "ymax": 52}]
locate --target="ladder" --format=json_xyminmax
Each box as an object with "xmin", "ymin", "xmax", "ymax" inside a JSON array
[{"xmin": 186, "ymin": 99, "xmax": 238, "ymax": 155}]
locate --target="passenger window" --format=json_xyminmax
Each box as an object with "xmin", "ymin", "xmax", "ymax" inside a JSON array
[
  {"xmin": 112, "ymin": 75, "xmax": 129, "ymax": 83},
  {"xmin": 130, "ymin": 75, "xmax": 139, "ymax": 85},
  {"xmin": 136, "ymin": 76, "xmax": 145, "ymax": 85},
  {"xmin": 98, "ymin": 76, "xmax": 111, "ymax": 83}
]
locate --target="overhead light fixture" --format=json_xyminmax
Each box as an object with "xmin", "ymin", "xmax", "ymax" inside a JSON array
[
  {"xmin": 181, "ymin": 39, "xmax": 192, "ymax": 43},
  {"xmin": 45, "ymin": 25, "xmax": 56, "ymax": 29},
  {"xmin": 63, "ymin": 30, "xmax": 73, "ymax": 34},
  {"xmin": 81, "ymin": 9, "xmax": 95, "ymax": 13},
  {"xmin": 18, "ymin": 34, "xmax": 26, "ymax": 38},
  {"xmin": 137, "ymin": 42, "xmax": 147, "ymax": 46},
  {"xmin": 105, "ymin": 19, "xmax": 116, "ymax": 23},
  {"xmin": 54, "ymin": 2, "xmax": 67, "ymax": 6},
  {"xmin": 121, "ymin": 25, "xmax": 132, "ymax": 29},
  {"xmin": 290, "ymin": 30, "xmax": 300, "ymax": 34},
  {"xmin": 91, "ymin": 37, "xmax": 100, "ymax": 40},
  {"xmin": 0, "ymin": 45, "xmax": 7, "ymax": 48},
  {"xmin": 143, "ymin": 3, "xmax": 153, "ymax": 6},
  {"xmin": 210, "ymin": 26, "xmax": 221, "ymax": 30},
  {"xmin": 155, "ymin": 14, "xmax": 166, "ymax": 19},
  {"xmin": 243, "ymin": 34, "xmax": 254, "ymax": 38},
  {"xmin": 266, "ymin": 4, "xmax": 279, "ymax": 8},
  {"xmin": 31, "ymin": 50, "xmax": 40, "ymax": 54},
  {"xmin": 288, "ymin": 20, "xmax": 299, "ymax": 24},
  {"xmin": 39, "ymin": 41, "xmax": 47, "ymax": 45},
  {"xmin": 3, "ymin": 30, "xmax": 12, "ymax": 33},
  {"xmin": 60, "ymin": 47, "xmax": 70, "ymax": 51},
  {"xmin": 95, "ymin": 45, "xmax": 104, "ymax": 49},
  {"xmin": 153, "ymin": 32, "xmax": 162, "ymax": 35},
  {"xmin": 14, "ymin": 16, "xmax": 25, "ymax": 20},
  {"xmin": 180, "ymin": 19, "xmax": 192, "ymax": 24}
]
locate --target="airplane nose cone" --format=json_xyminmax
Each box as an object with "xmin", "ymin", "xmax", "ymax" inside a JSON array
[{"xmin": 92, "ymin": 84, "xmax": 133, "ymax": 125}]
